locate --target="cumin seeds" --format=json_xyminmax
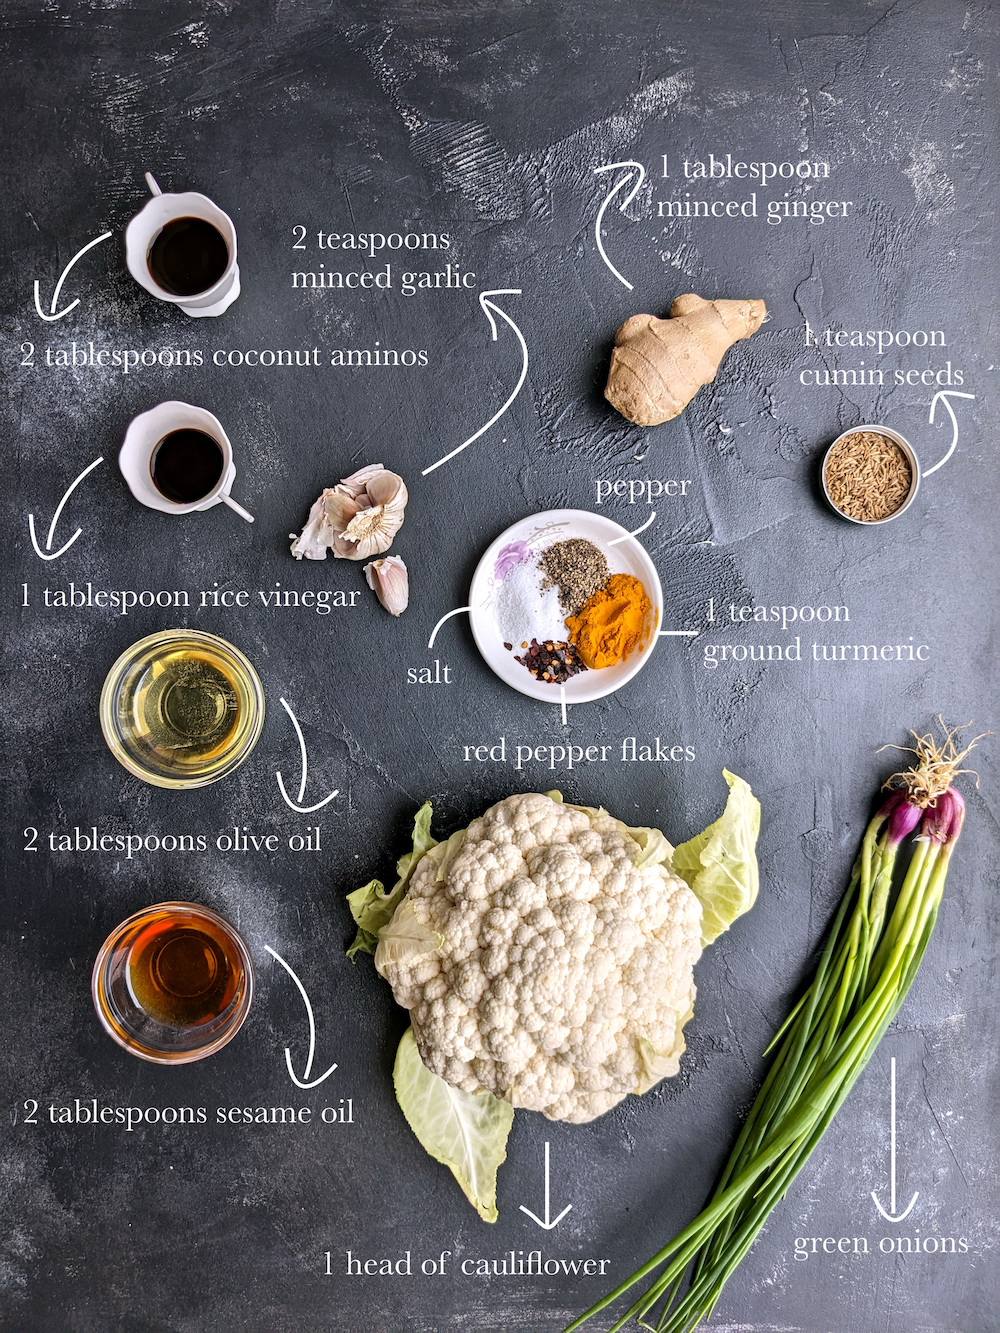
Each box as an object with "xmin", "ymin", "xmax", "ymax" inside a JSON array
[{"xmin": 824, "ymin": 430, "xmax": 912, "ymax": 522}]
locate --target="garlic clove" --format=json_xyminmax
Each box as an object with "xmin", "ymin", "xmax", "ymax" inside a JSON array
[
  {"xmin": 290, "ymin": 489, "xmax": 338, "ymax": 560},
  {"xmin": 364, "ymin": 470, "xmax": 407, "ymax": 509},
  {"xmin": 331, "ymin": 532, "xmax": 362, "ymax": 560},
  {"xmin": 323, "ymin": 488, "xmax": 360, "ymax": 530},
  {"xmin": 364, "ymin": 555, "xmax": 409, "ymax": 615},
  {"xmin": 337, "ymin": 463, "xmax": 387, "ymax": 500}
]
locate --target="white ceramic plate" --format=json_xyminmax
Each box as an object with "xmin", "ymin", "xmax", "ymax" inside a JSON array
[{"xmin": 468, "ymin": 509, "xmax": 664, "ymax": 703}]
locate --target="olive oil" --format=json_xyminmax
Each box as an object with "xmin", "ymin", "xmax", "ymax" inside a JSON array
[
  {"xmin": 101, "ymin": 631, "xmax": 264, "ymax": 789},
  {"xmin": 129, "ymin": 648, "xmax": 240, "ymax": 765},
  {"xmin": 127, "ymin": 914, "xmax": 239, "ymax": 1026}
]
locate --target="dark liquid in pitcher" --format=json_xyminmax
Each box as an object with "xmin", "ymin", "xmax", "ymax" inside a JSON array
[
  {"xmin": 151, "ymin": 429, "xmax": 224, "ymax": 504},
  {"xmin": 128, "ymin": 915, "xmax": 239, "ymax": 1027},
  {"xmin": 147, "ymin": 216, "xmax": 229, "ymax": 296}
]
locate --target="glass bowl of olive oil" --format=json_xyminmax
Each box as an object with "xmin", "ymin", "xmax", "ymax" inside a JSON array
[
  {"xmin": 92, "ymin": 902, "xmax": 254, "ymax": 1063},
  {"xmin": 100, "ymin": 629, "xmax": 264, "ymax": 788}
]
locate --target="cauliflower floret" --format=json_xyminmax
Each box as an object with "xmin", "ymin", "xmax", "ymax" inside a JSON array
[{"xmin": 377, "ymin": 792, "xmax": 703, "ymax": 1124}]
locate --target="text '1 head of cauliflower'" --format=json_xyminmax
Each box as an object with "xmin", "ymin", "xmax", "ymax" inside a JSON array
[{"xmin": 375, "ymin": 792, "xmax": 703, "ymax": 1124}]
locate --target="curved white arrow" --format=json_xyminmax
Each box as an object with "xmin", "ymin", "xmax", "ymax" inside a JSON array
[
  {"xmin": 427, "ymin": 605, "xmax": 470, "ymax": 650},
  {"xmin": 519, "ymin": 1141, "xmax": 573, "ymax": 1230},
  {"xmin": 275, "ymin": 697, "xmax": 339, "ymax": 814},
  {"xmin": 871, "ymin": 1058, "xmax": 919, "ymax": 1223},
  {"xmin": 608, "ymin": 511, "xmax": 656, "ymax": 545},
  {"xmin": 28, "ymin": 456, "xmax": 104, "ymax": 560},
  {"xmin": 264, "ymin": 946, "xmax": 338, "ymax": 1089},
  {"xmin": 923, "ymin": 390, "xmax": 975, "ymax": 476},
  {"xmin": 422, "ymin": 290, "xmax": 527, "ymax": 475},
  {"xmin": 33, "ymin": 231, "xmax": 112, "ymax": 321},
  {"xmin": 593, "ymin": 161, "xmax": 647, "ymax": 290}
]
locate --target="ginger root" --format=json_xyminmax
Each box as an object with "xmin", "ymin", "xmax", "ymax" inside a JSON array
[{"xmin": 605, "ymin": 293, "xmax": 766, "ymax": 426}]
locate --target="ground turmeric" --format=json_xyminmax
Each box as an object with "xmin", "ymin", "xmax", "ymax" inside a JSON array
[{"xmin": 566, "ymin": 574, "xmax": 651, "ymax": 669}]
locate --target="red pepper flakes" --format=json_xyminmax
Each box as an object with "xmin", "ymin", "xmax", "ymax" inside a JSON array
[{"xmin": 513, "ymin": 638, "xmax": 588, "ymax": 685}]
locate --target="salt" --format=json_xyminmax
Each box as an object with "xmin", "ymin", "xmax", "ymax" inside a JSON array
[{"xmin": 494, "ymin": 556, "xmax": 569, "ymax": 649}]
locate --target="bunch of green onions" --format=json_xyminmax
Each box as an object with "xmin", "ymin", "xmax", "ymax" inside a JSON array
[{"xmin": 567, "ymin": 726, "xmax": 978, "ymax": 1333}]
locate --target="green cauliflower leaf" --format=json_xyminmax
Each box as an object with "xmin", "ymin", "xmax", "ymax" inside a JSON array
[
  {"xmin": 672, "ymin": 769, "xmax": 760, "ymax": 945},
  {"xmin": 393, "ymin": 1027, "xmax": 513, "ymax": 1223},
  {"xmin": 346, "ymin": 801, "xmax": 436, "ymax": 960}
]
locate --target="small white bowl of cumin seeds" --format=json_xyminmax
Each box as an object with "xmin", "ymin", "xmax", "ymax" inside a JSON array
[{"xmin": 821, "ymin": 424, "xmax": 920, "ymax": 525}]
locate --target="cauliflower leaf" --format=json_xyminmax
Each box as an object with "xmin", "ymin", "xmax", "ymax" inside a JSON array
[
  {"xmin": 433, "ymin": 828, "xmax": 468, "ymax": 882},
  {"xmin": 637, "ymin": 1007, "xmax": 693, "ymax": 1093},
  {"xmin": 347, "ymin": 802, "xmax": 437, "ymax": 959},
  {"xmin": 671, "ymin": 770, "xmax": 760, "ymax": 946},
  {"xmin": 375, "ymin": 897, "xmax": 443, "ymax": 976},
  {"xmin": 393, "ymin": 1026, "xmax": 513, "ymax": 1223},
  {"xmin": 620, "ymin": 823, "xmax": 674, "ymax": 870}
]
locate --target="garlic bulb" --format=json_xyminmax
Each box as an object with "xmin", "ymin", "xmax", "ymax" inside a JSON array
[
  {"xmin": 364, "ymin": 555, "xmax": 409, "ymax": 616},
  {"xmin": 290, "ymin": 464, "xmax": 408, "ymax": 561}
]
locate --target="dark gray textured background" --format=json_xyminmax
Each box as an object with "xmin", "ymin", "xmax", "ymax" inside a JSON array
[{"xmin": 2, "ymin": 2, "xmax": 998, "ymax": 1330}]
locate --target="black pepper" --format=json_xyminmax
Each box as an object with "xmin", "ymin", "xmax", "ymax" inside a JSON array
[{"xmin": 539, "ymin": 539, "xmax": 610, "ymax": 616}]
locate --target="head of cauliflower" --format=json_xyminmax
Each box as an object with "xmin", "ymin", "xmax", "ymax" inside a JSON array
[{"xmin": 375, "ymin": 792, "xmax": 703, "ymax": 1124}]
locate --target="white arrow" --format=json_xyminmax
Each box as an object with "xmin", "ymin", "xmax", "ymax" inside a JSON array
[
  {"xmin": 33, "ymin": 231, "xmax": 112, "ymax": 321},
  {"xmin": 871, "ymin": 1057, "xmax": 919, "ymax": 1223},
  {"xmin": 264, "ymin": 945, "xmax": 338, "ymax": 1089},
  {"xmin": 422, "ymin": 290, "xmax": 527, "ymax": 475},
  {"xmin": 28, "ymin": 455, "xmax": 104, "ymax": 561},
  {"xmin": 427, "ymin": 605, "xmax": 471, "ymax": 650},
  {"xmin": 275, "ymin": 697, "xmax": 339, "ymax": 814},
  {"xmin": 924, "ymin": 390, "xmax": 975, "ymax": 476},
  {"xmin": 608, "ymin": 511, "xmax": 656, "ymax": 545},
  {"xmin": 593, "ymin": 161, "xmax": 647, "ymax": 290},
  {"xmin": 519, "ymin": 1141, "xmax": 573, "ymax": 1230}
]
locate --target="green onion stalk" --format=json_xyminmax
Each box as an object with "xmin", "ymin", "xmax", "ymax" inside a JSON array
[{"xmin": 565, "ymin": 725, "xmax": 980, "ymax": 1333}]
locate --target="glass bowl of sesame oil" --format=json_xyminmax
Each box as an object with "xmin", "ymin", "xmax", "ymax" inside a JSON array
[
  {"xmin": 100, "ymin": 629, "xmax": 264, "ymax": 788},
  {"xmin": 92, "ymin": 902, "xmax": 254, "ymax": 1063}
]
